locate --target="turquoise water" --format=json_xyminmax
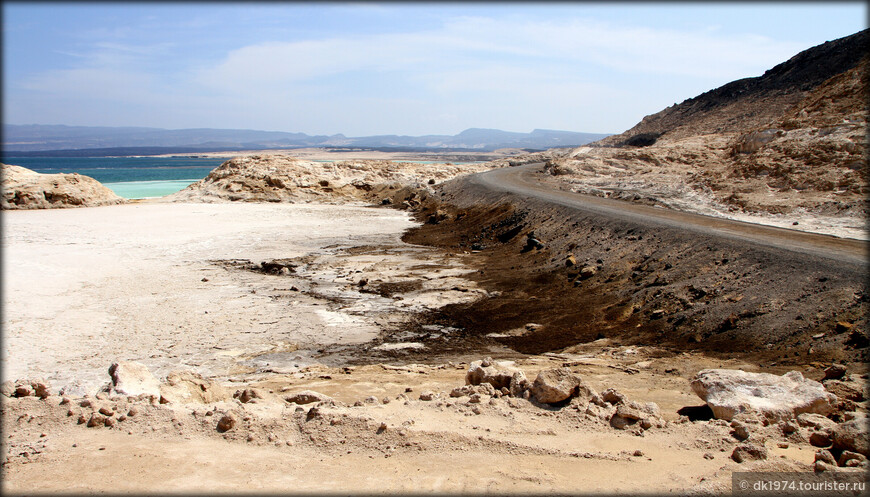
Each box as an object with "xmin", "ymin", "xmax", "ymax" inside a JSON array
[
  {"xmin": 102, "ymin": 179, "xmax": 207, "ymax": 199},
  {"xmin": 4, "ymin": 156, "xmax": 483, "ymax": 199},
  {"xmin": 3, "ymin": 156, "xmax": 227, "ymax": 199}
]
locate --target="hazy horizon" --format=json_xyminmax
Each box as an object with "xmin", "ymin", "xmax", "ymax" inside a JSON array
[{"xmin": 3, "ymin": 3, "xmax": 865, "ymax": 136}]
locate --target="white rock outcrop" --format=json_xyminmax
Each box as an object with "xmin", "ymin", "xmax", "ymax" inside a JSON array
[
  {"xmin": 2, "ymin": 164, "xmax": 126, "ymax": 210},
  {"xmin": 691, "ymin": 369, "xmax": 837, "ymax": 421}
]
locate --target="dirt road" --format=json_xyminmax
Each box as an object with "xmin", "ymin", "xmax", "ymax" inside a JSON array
[{"xmin": 474, "ymin": 163, "xmax": 868, "ymax": 266}]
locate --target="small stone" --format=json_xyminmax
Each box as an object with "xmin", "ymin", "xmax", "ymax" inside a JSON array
[
  {"xmin": 780, "ymin": 421, "xmax": 799, "ymax": 434},
  {"xmin": 601, "ymin": 388, "xmax": 626, "ymax": 405},
  {"xmin": 98, "ymin": 407, "xmax": 114, "ymax": 417},
  {"xmin": 216, "ymin": 414, "xmax": 237, "ymax": 433},
  {"xmin": 703, "ymin": 453, "xmax": 715, "ymax": 460},
  {"xmin": 578, "ymin": 265, "xmax": 596, "ymax": 279},
  {"xmin": 419, "ymin": 391, "xmax": 435, "ymax": 401},
  {"xmin": 835, "ymin": 322, "xmax": 853, "ymax": 333},
  {"xmin": 837, "ymin": 451, "xmax": 866, "ymax": 467},
  {"xmin": 814, "ymin": 449, "xmax": 837, "ymax": 466},
  {"xmin": 284, "ymin": 390, "xmax": 333, "ymax": 405},
  {"xmin": 14, "ymin": 384, "xmax": 34, "ymax": 397},
  {"xmin": 127, "ymin": 406, "xmax": 139, "ymax": 417},
  {"xmin": 104, "ymin": 417, "xmax": 116, "ymax": 427},
  {"xmin": 731, "ymin": 444, "xmax": 767, "ymax": 463},
  {"xmin": 777, "ymin": 442, "xmax": 789, "ymax": 449},
  {"xmin": 87, "ymin": 414, "xmax": 106, "ymax": 428},
  {"xmin": 632, "ymin": 450, "xmax": 644, "ymax": 457},
  {"xmin": 823, "ymin": 364, "xmax": 848, "ymax": 380},
  {"xmin": 832, "ymin": 417, "xmax": 870, "ymax": 456},
  {"xmin": 809, "ymin": 431, "xmax": 832, "ymax": 447},
  {"xmin": 731, "ymin": 421, "xmax": 750, "ymax": 441},
  {"xmin": 234, "ymin": 388, "xmax": 263, "ymax": 404}
]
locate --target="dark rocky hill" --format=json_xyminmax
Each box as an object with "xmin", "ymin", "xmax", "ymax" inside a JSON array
[{"xmin": 599, "ymin": 29, "xmax": 869, "ymax": 146}]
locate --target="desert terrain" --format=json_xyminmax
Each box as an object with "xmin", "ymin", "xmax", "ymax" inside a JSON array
[{"xmin": 3, "ymin": 30, "xmax": 868, "ymax": 495}]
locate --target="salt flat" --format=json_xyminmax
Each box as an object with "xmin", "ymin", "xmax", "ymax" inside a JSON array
[{"xmin": 1, "ymin": 202, "xmax": 421, "ymax": 393}]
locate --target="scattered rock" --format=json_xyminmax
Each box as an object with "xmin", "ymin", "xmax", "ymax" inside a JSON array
[
  {"xmin": 509, "ymin": 371, "xmax": 529, "ymax": 398},
  {"xmin": 731, "ymin": 444, "xmax": 768, "ymax": 463},
  {"xmin": 601, "ymin": 388, "xmax": 627, "ymax": 405},
  {"xmin": 835, "ymin": 322, "xmax": 854, "ymax": 333},
  {"xmin": 809, "ymin": 431, "xmax": 832, "ymax": 447},
  {"xmin": 578, "ymin": 265, "xmax": 597, "ymax": 279},
  {"xmin": 815, "ymin": 449, "xmax": 837, "ymax": 466},
  {"xmin": 234, "ymin": 388, "xmax": 264, "ymax": 404},
  {"xmin": 690, "ymin": 369, "xmax": 837, "ymax": 421},
  {"xmin": 731, "ymin": 421, "xmax": 751, "ymax": 441},
  {"xmin": 161, "ymin": 371, "xmax": 230, "ymax": 404},
  {"xmin": 530, "ymin": 368, "xmax": 596, "ymax": 404},
  {"xmin": 87, "ymin": 414, "xmax": 106, "ymax": 428},
  {"xmin": 419, "ymin": 391, "xmax": 435, "ymax": 401},
  {"xmin": 466, "ymin": 357, "xmax": 518, "ymax": 390},
  {"xmin": 823, "ymin": 378, "xmax": 866, "ymax": 402},
  {"xmin": 823, "ymin": 363, "xmax": 848, "ymax": 380},
  {"xmin": 109, "ymin": 362, "xmax": 161, "ymax": 397},
  {"xmin": 831, "ymin": 416, "xmax": 870, "ymax": 456},
  {"xmin": 796, "ymin": 413, "xmax": 838, "ymax": 431},
  {"xmin": 216, "ymin": 413, "xmax": 237, "ymax": 433},
  {"xmin": 284, "ymin": 390, "xmax": 333, "ymax": 405},
  {"xmin": 838, "ymin": 451, "xmax": 867, "ymax": 467}
]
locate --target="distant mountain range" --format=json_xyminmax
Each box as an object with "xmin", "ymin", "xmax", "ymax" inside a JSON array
[{"xmin": 2, "ymin": 125, "xmax": 610, "ymax": 156}]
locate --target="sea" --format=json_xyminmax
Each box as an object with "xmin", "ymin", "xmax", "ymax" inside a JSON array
[{"xmin": 3, "ymin": 156, "xmax": 229, "ymax": 199}]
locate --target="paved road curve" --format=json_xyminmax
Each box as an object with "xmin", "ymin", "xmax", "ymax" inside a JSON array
[{"xmin": 470, "ymin": 163, "xmax": 868, "ymax": 267}]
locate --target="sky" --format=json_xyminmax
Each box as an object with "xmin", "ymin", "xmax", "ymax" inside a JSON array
[{"xmin": 2, "ymin": 2, "xmax": 866, "ymax": 136}]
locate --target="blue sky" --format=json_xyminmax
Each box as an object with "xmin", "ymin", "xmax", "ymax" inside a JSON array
[{"xmin": 3, "ymin": 2, "xmax": 866, "ymax": 136}]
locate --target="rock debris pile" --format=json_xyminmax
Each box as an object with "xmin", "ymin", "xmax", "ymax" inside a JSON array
[{"xmin": 4, "ymin": 357, "xmax": 866, "ymax": 480}]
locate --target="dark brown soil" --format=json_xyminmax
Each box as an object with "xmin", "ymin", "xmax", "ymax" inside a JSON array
[{"xmin": 391, "ymin": 176, "xmax": 868, "ymax": 372}]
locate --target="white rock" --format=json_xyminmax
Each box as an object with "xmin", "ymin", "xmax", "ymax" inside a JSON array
[
  {"xmin": 530, "ymin": 368, "xmax": 596, "ymax": 404},
  {"xmin": 284, "ymin": 390, "xmax": 333, "ymax": 405},
  {"xmin": 691, "ymin": 369, "xmax": 837, "ymax": 421},
  {"xmin": 108, "ymin": 362, "xmax": 161, "ymax": 397}
]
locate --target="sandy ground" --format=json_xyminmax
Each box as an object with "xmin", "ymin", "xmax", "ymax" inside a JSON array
[{"xmin": 1, "ymin": 201, "xmax": 862, "ymax": 494}]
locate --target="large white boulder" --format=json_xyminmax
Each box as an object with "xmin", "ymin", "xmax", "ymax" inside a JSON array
[{"xmin": 691, "ymin": 369, "xmax": 837, "ymax": 421}]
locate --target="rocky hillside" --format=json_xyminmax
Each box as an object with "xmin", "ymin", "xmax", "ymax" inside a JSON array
[
  {"xmin": 164, "ymin": 155, "xmax": 496, "ymax": 204},
  {"xmin": 1, "ymin": 164, "xmax": 126, "ymax": 210},
  {"xmin": 598, "ymin": 29, "xmax": 868, "ymax": 146},
  {"xmin": 545, "ymin": 30, "xmax": 868, "ymax": 239}
]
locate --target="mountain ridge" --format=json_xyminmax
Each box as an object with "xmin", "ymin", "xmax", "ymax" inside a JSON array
[{"xmin": 2, "ymin": 124, "xmax": 610, "ymax": 154}]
